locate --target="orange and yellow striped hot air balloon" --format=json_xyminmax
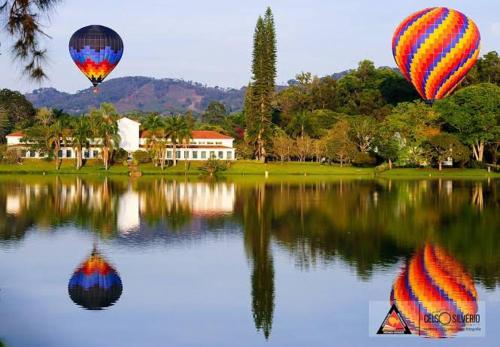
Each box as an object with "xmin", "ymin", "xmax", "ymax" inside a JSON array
[
  {"xmin": 392, "ymin": 7, "xmax": 481, "ymax": 101},
  {"xmin": 390, "ymin": 244, "xmax": 478, "ymax": 338}
]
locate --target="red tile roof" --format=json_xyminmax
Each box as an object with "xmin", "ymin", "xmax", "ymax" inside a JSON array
[
  {"xmin": 140, "ymin": 130, "xmax": 233, "ymax": 140},
  {"xmin": 6, "ymin": 131, "xmax": 26, "ymax": 137}
]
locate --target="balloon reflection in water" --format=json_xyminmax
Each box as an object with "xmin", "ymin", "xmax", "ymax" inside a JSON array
[
  {"xmin": 68, "ymin": 248, "xmax": 123, "ymax": 310},
  {"xmin": 391, "ymin": 244, "xmax": 478, "ymax": 337}
]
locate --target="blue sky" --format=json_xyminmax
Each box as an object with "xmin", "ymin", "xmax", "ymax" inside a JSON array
[{"xmin": 0, "ymin": 0, "xmax": 499, "ymax": 93}]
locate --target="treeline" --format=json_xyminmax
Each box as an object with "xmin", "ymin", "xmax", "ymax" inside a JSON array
[{"xmin": 239, "ymin": 51, "xmax": 500, "ymax": 168}]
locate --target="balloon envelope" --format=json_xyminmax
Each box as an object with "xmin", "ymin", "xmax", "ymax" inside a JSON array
[
  {"xmin": 390, "ymin": 244, "xmax": 478, "ymax": 338},
  {"xmin": 68, "ymin": 249, "xmax": 123, "ymax": 310},
  {"xmin": 69, "ymin": 25, "xmax": 124, "ymax": 87},
  {"xmin": 392, "ymin": 7, "xmax": 480, "ymax": 101}
]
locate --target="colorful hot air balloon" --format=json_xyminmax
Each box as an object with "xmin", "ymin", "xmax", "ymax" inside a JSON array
[
  {"xmin": 69, "ymin": 25, "xmax": 124, "ymax": 92},
  {"xmin": 68, "ymin": 248, "xmax": 123, "ymax": 310},
  {"xmin": 390, "ymin": 244, "xmax": 478, "ymax": 338},
  {"xmin": 392, "ymin": 7, "xmax": 481, "ymax": 101}
]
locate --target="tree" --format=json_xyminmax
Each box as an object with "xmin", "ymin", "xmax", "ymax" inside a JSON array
[
  {"xmin": 385, "ymin": 101, "xmax": 440, "ymax": 166},
  {"xmin": 164, "ymin": 115, "xmax": 189, "ymax": 167},
  {"xmin": 295, "ymin": 135, "xmax": 313, "ymax": 162},
  {"xmin": 0, "ymin": 89, "xmax": 35, "ymax": 136},
  {"xmin": 435, "ymin": 83, "xmax": 500, "ymax": 162},
  {"xmin": 462, "ymin": 51, "xmax": 500, "ymax": 86},
  {"xmin": 348, "ymin": 115, "xmax": 377, "ymax": 153},
  {"xmin": 47, "ymin": 120, "xmax": 69, "ymax": 170},
  {"xmin": 0, "ymin": 0, "xmax": 60, "ymax": 80},
  {"xmin": 245, "ymin": 7, "xmax": 277, "ymax": 161},
  {"xmin": 143, "ymin": 114, "xmax": 166, "ymax": 168},
  {"xmin": 374, "ymin": 125, "xmax": 400, "ymax": 169},
  {"xmin": 89, "ymin": 103, "xmax": 120, "ymax": 170},
  {"xmin": 271, "ymin": 132, "xmax": 292, "ymax": 162},
  {"xmin": 423, "ymin": 133, "xmax": 470, "ymax": 170},
  {"xmin": 0, "ymin": 105, "xmax": 9, "ymax": 141},
  {"xmin": 35, "ymin": 107, "xmax": 53, "ymax": 127},
  {"xmin": 202, "ymin": 101, "xmax": 227, "ymax": 125},
  {"xmin": 69, "ymin": 117, "xmax": 91, "ymax": 170},
  {"xmin": 324, "ymin": 120, "xmax": 357, "ymax": 166}
]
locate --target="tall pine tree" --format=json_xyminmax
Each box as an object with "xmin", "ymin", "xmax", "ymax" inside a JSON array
[{"xmin": 245, "ymin": 7, "xmax": 277, "ymax": 161}]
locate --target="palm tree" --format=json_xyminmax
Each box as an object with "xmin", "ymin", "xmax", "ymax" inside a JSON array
[
  {"xmin": 47, "ymin": 120, "xmax": 69, "ymax": 170},
  {"xmin": 70, "ymin": 117, "xmax": 91, "ymax": 170},
  {"xmin": 179, "ymin": 120, "xmax": 193, "ymax": 171},
  {"xmin": 143, "ymin": 114, "xmax": 166, "ymax": 169},
  {"xmin": 89, "ymin": 104, "xmax": 120, "ymax": 170},
  {"xmin": 164, "ymin": 115, "xmax": 189, "ymax": 167}
]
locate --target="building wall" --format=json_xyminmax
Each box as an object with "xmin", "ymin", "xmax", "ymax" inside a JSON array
[{"xmin": 118, "ymin": 118, "xmax": 140, "ymax": 153}]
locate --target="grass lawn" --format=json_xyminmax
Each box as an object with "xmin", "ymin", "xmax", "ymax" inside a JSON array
[{"xmin": 0, "ymin": 159, "xmax": 498, "ymax": 178}]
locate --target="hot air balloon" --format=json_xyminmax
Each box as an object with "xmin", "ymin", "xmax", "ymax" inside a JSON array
[
  {"xmin": 392, "ymin": 7, "xmax": 481, "ymax": 102},
  {"xmin": 68, "ymin": 248, "xmax": 123, "ymax": 310},
  {"xmin": 390, "ymin": 244, "xmax": 478, "ymax": 338},
  {"xmin": 69, "ymin": 25, "xmax": 124, "ymax": 92}
]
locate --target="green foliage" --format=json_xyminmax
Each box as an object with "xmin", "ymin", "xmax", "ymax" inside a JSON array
[
  {"xmin": 199, "ymin": 158, "xmax": 228, "ymax": 176},
  {"xmin": 423, "ymin": 133, "xmax": 471, "ymax": 169},
  {"xmin": 436, "ymin": 83, "xmax": 500, "ymax": 162},
  {"xmin": 245, "ymin": 7, "xmax": 277, "ymax": 161},
  {"xmin": 0, "ymin": 89, "xmax": 36, "ymax": 136},
  {"xmin": 462, "ymin": 51, "xmax": 500, "ymax": 86},
  {"xmin": 352, "ymin": 152, "xmax": 377, "ymax": 167},
  {"xmin": 2, "ymin": 148, "xmax": 22, "ymax": 164},
  {"xmin": 113, "ymin": 148, "xmax": 129, "ymax": 164},
  {"xmin": 202, "ymin": 101, "xmax": 227, "ymax": 125},
  {"xmin": 133, "ymin": 150, "xmax": 152, "ymax": 164}
]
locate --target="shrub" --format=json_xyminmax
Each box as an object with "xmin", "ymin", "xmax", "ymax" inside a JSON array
[
  {"xmin": 353, "ymin": 152, "xmax": 377, "ymax": 167},
  {"xmin": 3, "ymin": 148, "xmax": 22, "ymax": 164},
  {"xmin": 199, "ymin": 158, "xmax": 228, "ymax": 176},
  {"xmin": 132, "ymin": 150, "xmax": 152, "ymax": 164},
  {"xmin": 113, "ymin": 148, "xmax": 129, "ymax": 163}
]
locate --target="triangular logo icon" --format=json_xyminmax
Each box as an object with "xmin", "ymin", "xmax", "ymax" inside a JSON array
[{"xmin": 377, "ymin": 304, "xmax": 412, "ymax": 335}]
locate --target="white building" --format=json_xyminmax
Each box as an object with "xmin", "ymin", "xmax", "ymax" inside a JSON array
[{"xmin": 6, "ymin": 117, "xmax": 236, "ymax": 161}]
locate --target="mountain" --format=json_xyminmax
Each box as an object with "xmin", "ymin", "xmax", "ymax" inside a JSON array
[{"xmin": 26, "ymin": 76, "xmax": 246, "ymax": 115}]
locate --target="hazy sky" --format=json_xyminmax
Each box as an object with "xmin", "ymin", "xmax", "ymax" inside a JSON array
[{"xmin": 0, "ymin": 0, "xmax": 499, "ymax": 93}]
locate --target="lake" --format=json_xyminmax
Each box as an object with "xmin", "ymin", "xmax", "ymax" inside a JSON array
[{"xmin": 0, "ymin": 176, "xmax": 499, "ymax": 347}]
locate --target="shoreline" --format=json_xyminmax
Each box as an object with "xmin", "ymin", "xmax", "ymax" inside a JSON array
[{"xmin": 0, "ymin": 160, "xmax": 498, "ymax": 179}]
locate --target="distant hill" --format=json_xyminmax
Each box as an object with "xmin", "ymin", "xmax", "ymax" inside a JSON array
[{"xmin": 26, "ymin": 77, "xmax": 246, "ymax": 115}]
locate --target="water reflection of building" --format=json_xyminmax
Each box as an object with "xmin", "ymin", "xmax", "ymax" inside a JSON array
[{"xmin": 118, "ymin": 190, "xmax": 140, "ymax": 234}]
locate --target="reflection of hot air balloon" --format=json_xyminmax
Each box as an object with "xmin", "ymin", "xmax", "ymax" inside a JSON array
[
  {"xmin": 68, "ymin": 248, "xmax": 123, "ymax": 310},
  {"xmin": 391, "ymin": 244, "xmax": 478, "ymax": 338},
  {"xmin": 69, "ymin": 25, "xmax": 124, "ymax": 92},
  {"xmin": 392, "ymin": 8, "xmax": 481, "ymax": 101}
]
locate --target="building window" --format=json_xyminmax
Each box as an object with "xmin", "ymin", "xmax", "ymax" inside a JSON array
[
  {"xmin": 93, "ymin": 150, "xmax": 99, "ymax": 158},
  {"xmin": 84, "ymin": 151, "xmax": 90, "ymax": 159},
  {"xmin": 210, "ymin": 151, "xmax": 215, "ymax": 159},
  {"xmin": 192, "ymin": 151, "xmax": 198, "ymax": 159},
  {"xmin": 167, "ymin": 151, "xmax": 172, "ymax": 159},
  {"xmin": 184, "ymin": 151, "xmax": 189, "ymax": 159},
  {"xmin": 207, "ymin": 141, "xmax": 214, "ymax": 145},
  {"xmin": 66, "ymin": 150, "xmax": 72, "ymax": 158},
  {"xmin": 29, "ymin": 151, "xmax": 35, "ymax": 158},
  {"xmin": 176, "ymin": 151, "xmax": 181, "ymax": 159},
  {"xmin": 218, "ymin": 151, "xmax": 223, "ymax": 159},
  {"xmin": 201, "ymin": 151, "xmax": 206, "ymax": 159},
  {"xmin": 216, "ymin": 141, "xmax": 222, "ymax": 145},
  {"xmin": 58, "ymin": 150, "xmax": 63, "ymax": 158},
  {"xmin": 227, "ymin": 151, "xmax": 232, "ymax": 160}
]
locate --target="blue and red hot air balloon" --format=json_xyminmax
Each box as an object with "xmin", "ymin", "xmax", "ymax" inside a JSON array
[
  {"xmin": 68, "ymin": 248, "xmax": 123, "ymax": 310},
  {"xmin": 69, "ymin": 25, "xmax": 124, "ymax": 92},
  {"xmin": 392, "ymin": 7, "xmax": 481, "ymax": 101}
]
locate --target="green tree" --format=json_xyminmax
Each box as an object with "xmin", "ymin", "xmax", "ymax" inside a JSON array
[
  {"xmin": 202, "ymin": 101, "xmax": 227, "ymax": 125},
  {"xmin": 462, "ymin": 51, "xmax": 500, "ymax": 86},
  {"xmin": 35, "ymin": 107, "xmax": 53, "ymax": 127},
  {"xmin": 164, "ymin": 115, "xmax": 189, "ymax": 167},
  {"xmin": 385, "ymin": 101, "xmax": 440, "ymax": 166},
  {"xmin": 423, "ymin": 133, "xmax": 470, "ymax": 170},
  {"xmin": 324, "ymin": 119, "xmax": 357, "ymax": 166},
  {"xmin": 0, "ymin": 1, "xmax": 60, "ymax": 80},
  {"xmin": 143, "ymin": 114, "xmax": 166, "ymax": 168},
  {"xmin": 0, "ymin": 89, "xmax": 35, "ymax": 134},
  {"xmin": 69, "ymin": 117, "xmax": 91, "ymax": 170},
  {"xmin": 245, "ymin": 7, "xmax": 277, "ymax": 161},
  {"xmin": 436, "ymin": 83, "xmax": 500, "ymax": 162},
  {"xmin": 89, "ymin": 103, "xmax": 120, "ymax": 170},
  {"xmin": 0, "ymin": 105, "xmax": 9, "ymax": 141},
  {"xmin": 348, "ymin": 115, "xmax": 377, "ymax": 153}
]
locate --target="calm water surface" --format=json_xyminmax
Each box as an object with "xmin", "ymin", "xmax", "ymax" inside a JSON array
[{"xmin": 0, "ymin": 176, "xmax": 499, "ymax": 347}]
